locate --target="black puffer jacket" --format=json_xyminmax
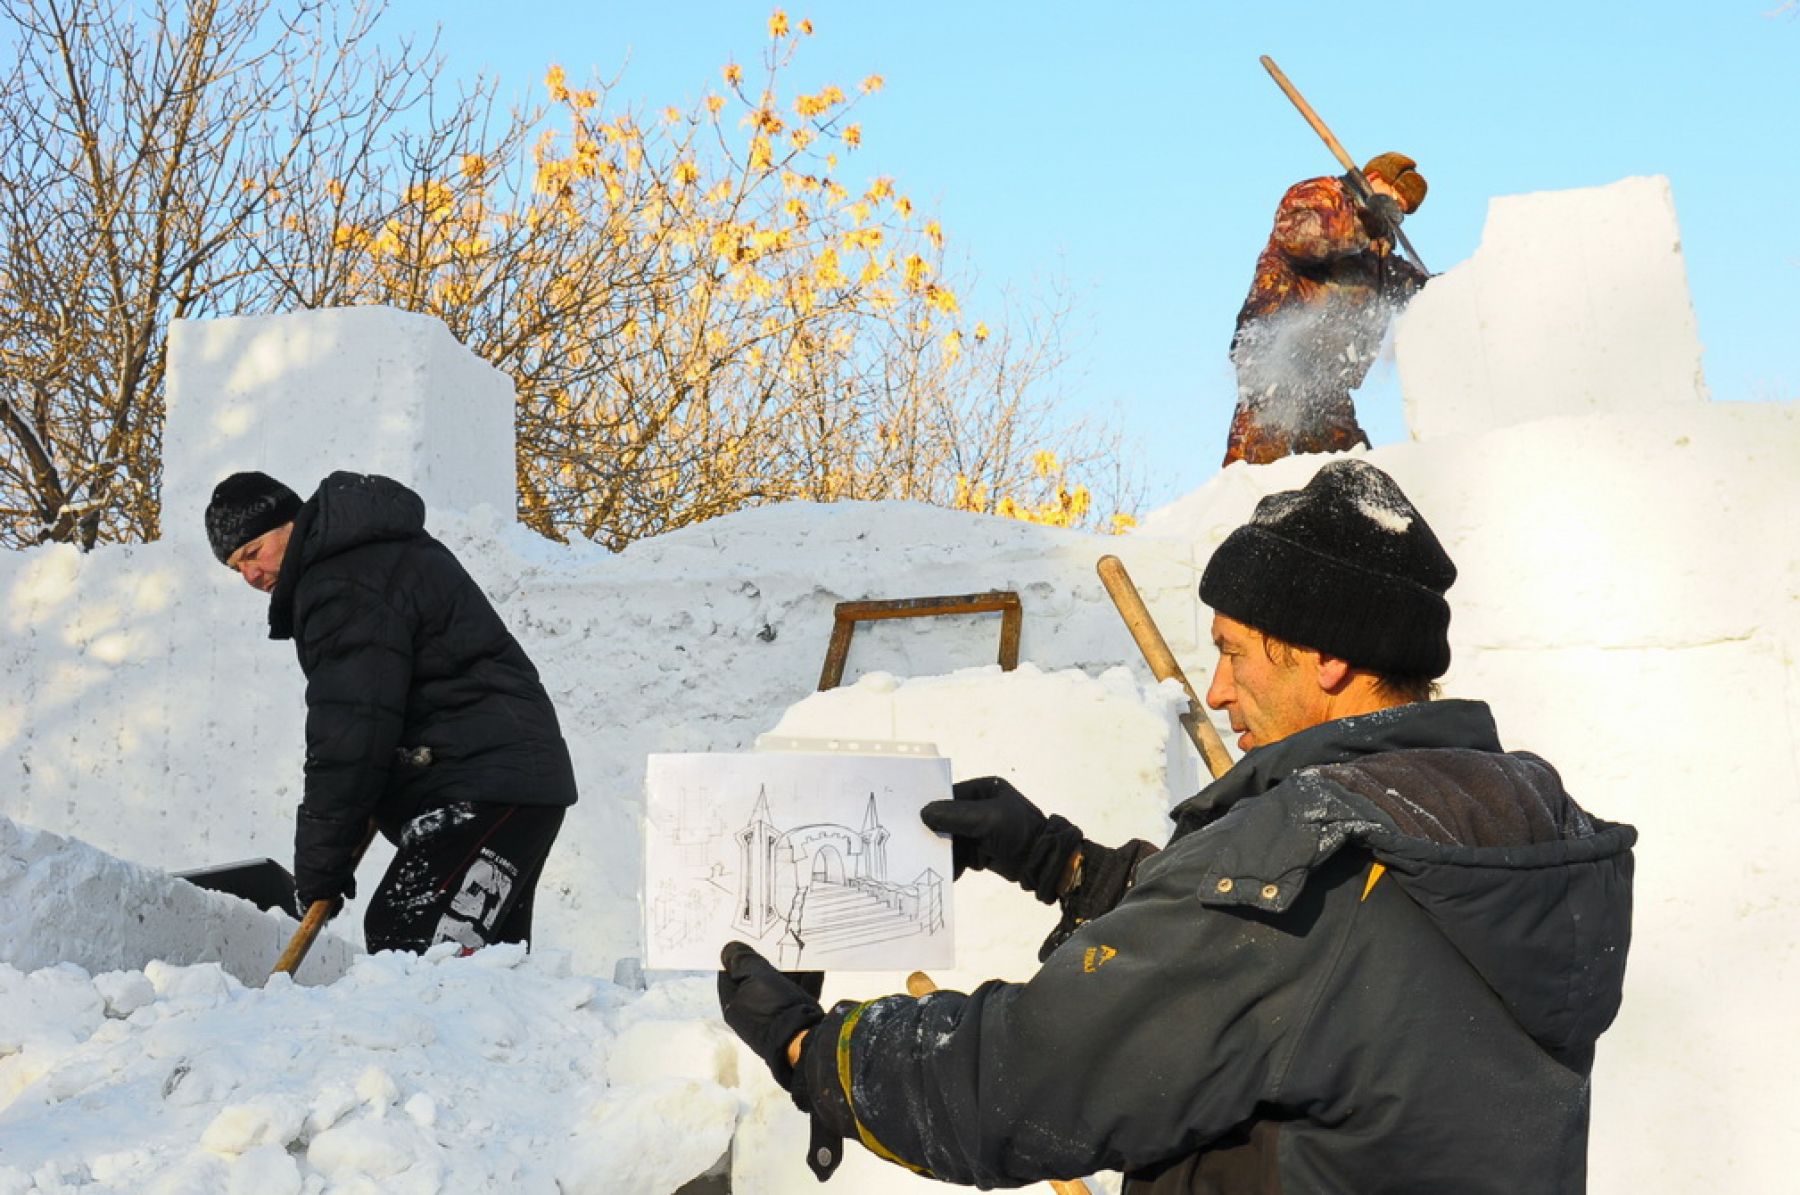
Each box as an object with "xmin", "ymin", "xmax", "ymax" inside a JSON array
[
  {"xmin": 800, "ymin": 700, "xmax": 1636, "ymax": 1193},
  {"xmin": 267, "ymin": 473, "xmax": 578, "ymax": 901}
]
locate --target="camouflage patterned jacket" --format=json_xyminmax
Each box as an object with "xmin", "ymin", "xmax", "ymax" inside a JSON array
[{"xmin": 1230, "ymin": 173, "xmax": 1428, "ymax": 395}]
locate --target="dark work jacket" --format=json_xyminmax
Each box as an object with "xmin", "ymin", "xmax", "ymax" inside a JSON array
[
  {"xmin": 799, "ymin": 700, "xmax": 1636, "ymax": 1193},
  {"xmin": 267, "ymin": 473, "xmax": 578, "ymax": 900}
]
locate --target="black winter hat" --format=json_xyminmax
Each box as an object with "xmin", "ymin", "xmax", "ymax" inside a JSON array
[
  {"xmin": 1199, "ymin": 460, "xmax": 1456, "ymax": 678},
  {"xmin": 205, "ymin": 471, "xmax": 302, "ymax": 565}
]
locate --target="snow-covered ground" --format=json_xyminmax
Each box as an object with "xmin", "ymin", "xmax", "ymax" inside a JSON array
[
  {"xmin": 1, "ymin": 945, "xmax": 737, "ymax": 1194},
  {"xmin": 3, "ymin": 176, "xmax": 1798, "ymax": 1192}
]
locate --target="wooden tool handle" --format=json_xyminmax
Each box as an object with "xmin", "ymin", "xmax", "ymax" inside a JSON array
[
  {"xmin": 1260, "ymin": 55, "xmax": 1358, "ymax": 177},
  {"xmin": 1259, "ymin": 55, "xmax": 1429, "ymax": 274},
  {"xmin": 1096, "ymin": 555, "xmax": 1234, "ymax": 780},
  {"xmin": 906, "ymin": 971, "xmax": 1095, "ymax": 1195},
  {"xmin": 271, "ymin": 897, "xmax": 337, "ymax": 976},
  {"xmin": 270, "ymin": 821, "xmax": 378, "ymax": 979}
]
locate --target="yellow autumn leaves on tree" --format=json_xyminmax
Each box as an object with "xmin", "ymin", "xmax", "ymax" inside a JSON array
[
  {"xmin": 0, "ymin": 1, "xmax": 1136, "ymax": 550},
  {"xmin": 304, "ymin": 11, "xmax": 1137, "ymax": 546},
  {"xmin": 957, "ymin": 452, "xmax": 1138, "ymax": 532}
]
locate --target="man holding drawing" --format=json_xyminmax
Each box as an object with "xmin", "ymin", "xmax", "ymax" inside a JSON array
[{"xmin": 718, "ymin": 459, "xmax": 1637, "ymax": 1192}]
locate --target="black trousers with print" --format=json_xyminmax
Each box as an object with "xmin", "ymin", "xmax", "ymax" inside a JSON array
[{"xmin": 364, "ymin": 801, "xmax": 567, "ymax": 955}]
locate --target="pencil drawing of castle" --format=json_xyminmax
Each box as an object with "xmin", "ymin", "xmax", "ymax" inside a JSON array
[{"xmin": 734, "ymin": 785, "xmax": 945, "ymax": 968}]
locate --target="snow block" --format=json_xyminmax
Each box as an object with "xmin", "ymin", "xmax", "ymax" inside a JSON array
[
  {"xmin": 0, "ymin": 814, "xmax": 354, "ymax": 987},
  {"xmin": 162, "ymin": 306, "xmax": 516, "ymax": 560},
  {"xmin": 1395, "ymin": 175, "xmax": 1708, "ymax": 439}
]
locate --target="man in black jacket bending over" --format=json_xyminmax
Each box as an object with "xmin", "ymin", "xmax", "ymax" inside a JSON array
[
  {"xmin": 207, "ymin": 470, "xmax": 578, "ymax": 954},
  {"xmin": 718, "ymin": 459, "xmax": 1637, "ymax": 1193}
]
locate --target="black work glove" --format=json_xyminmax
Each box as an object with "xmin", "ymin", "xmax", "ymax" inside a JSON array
[
  {"xmin": 718, "ymin": 941, "xmax": 825, "ymax": 1102},
  {"xmin": 1362, "ymin": 191, "xmax": 1405, "ymax": 236},
  {"xmin": 920, "ymin": 776, "xmax": 1084, "ymax": 904},
  {"xmin": 294, "ymin": 866, "xmax": 355, "ymax": 910},
  {"xmin": 294, "ymin": 808, "xmax": 363, "ymax": 908}
]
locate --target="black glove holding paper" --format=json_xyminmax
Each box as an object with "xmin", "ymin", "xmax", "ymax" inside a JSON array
[
  {"xmin": 718, "ymin": 941, "xmax": 825, "ymax": 1100},
  {"xmin": 920, "ymin": 776, "xmax": 1083, "ymax": 904}
]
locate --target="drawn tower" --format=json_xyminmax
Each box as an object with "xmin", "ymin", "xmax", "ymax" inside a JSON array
[
  {"xmin": 858, "ymin": 794, "xmax": 890, "ymax": 881},
  {"xmin": 734, "ymin": 786, "xmax": 783, "ymax": 936}
]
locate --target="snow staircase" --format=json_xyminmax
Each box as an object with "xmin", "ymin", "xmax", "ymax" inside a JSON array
[{"xmin": 798, "ymin": 881, "xmax": 923, "ymax": 953}]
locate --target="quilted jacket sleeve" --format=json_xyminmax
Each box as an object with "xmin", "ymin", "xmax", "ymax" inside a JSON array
[{"xmin": 292, "ymin": 573, "xmax": 413, "ymax": 903}]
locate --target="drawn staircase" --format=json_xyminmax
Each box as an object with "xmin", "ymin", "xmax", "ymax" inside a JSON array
[{"xmin": 797, "ymin": 880, "xmax": 926, "ymax": 953}]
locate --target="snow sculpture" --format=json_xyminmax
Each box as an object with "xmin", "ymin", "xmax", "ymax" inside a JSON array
[{"xmin": 1396, "ymin": 174, "xmax": 1709, "ymax": 439}]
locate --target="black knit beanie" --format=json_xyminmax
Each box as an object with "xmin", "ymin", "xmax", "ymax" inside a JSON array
[
  {"xmin": 1199, "ymin": 460, "xmax": 1456, "ymax": 678},
  {"xmin": 205, "ymin": 471, "xmax": 302, "ymax": 565}
]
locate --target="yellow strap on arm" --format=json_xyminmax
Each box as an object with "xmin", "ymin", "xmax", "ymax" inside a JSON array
[{"xmin": 834, "ymin": 1003, "xmax": 932, "ymax": 1176}]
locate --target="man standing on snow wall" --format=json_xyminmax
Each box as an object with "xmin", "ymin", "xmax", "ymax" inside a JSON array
[
  {"xmin": 206, "ymin": 470, "xmax": 579, "ymax": 954},
  {"xmin": 1223, "ymin": 153, "xmax": 1430, "ymax": 467},
  {"xmin": 718, "ymin": 458, "xmax": 1637, "ymax": 1192}
]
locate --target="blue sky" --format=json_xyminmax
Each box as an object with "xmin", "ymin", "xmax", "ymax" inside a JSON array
[{"xmin": 386, "ymin": 1, "xmax": 1798, "ymax": 505}]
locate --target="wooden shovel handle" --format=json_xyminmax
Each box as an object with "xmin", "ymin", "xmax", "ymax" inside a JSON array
[
  {"xmin": 1258, "ymin": 54, "xmax": 1429, "ymax": 274},
  {"xmin": 1096, "ymin": 556, "xmax": 1234, "ymax": 780},
  {"xmin": 271, "ymin": 898, "xmax": 337, "ymax": 976},
  {"xmin": 906, "ymin": 972, "xmax": 1095, "ymax": 1195},
  {"xmin": 270, "ymin": 821, "xmax": 378, "ymax": 979},
  {"xmin": 1259, "ymin": 55, "xmax": 1360, "ymax": 180}
]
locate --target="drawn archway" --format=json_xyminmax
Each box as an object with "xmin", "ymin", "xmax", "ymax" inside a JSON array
[{"xmin": 811, "ymin": 844, "xmax": 847, "ymax": 884}]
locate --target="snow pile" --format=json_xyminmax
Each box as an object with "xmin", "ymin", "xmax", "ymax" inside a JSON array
[
  {"xmin": 0, "ymin": 948, "xmax": 736, "ymax": 1195},
  {"xmin": 0, "ymin": 816, "xmax": 355, "ymax": 988},
  {"xmin": 162, "ymin": 310, "xmax": 517, "ymax": 549}
]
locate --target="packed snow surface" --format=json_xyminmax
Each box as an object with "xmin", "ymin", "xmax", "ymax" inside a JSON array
[
  {"xmin": 0, "ymin": 817, "xmax": 354, "ymax": 987},
  {"xmin": 0, "ymin": 948, "xmax": 737, "ymax": 1195}
]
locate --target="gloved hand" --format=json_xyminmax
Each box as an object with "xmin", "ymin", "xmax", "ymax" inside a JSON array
[
  {"xmin": 920, "ymin": 776, "xmax": 1084, "ymax": 903},
  {"xmin": 718, "ymin": 941, "xmax": 825, "ymax": 1098},
  {"xmin": 1361, "ymin": 191, "xmax": 1405, "ymax": 235},
  {"xmin": 294, "ymin": 808, "xmax": 364, "ymax": 909},
  {"xmin": 294, "ymin": 868, "xmax": 355, "ymax": 910}
]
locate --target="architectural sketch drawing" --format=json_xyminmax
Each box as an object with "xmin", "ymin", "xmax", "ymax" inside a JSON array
[{"xmin": 644, "ymin": 750, "xmax": 954, "ymax": 971}]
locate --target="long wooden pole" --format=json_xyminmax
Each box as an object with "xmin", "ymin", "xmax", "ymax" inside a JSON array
[
  {"xmin": 1096, "ymin": 555, "xmax": 1234, "ymax": 781},
  {"xmin": 1259, "ymin": 54, "xmax": 1429, "ymax": 275}
]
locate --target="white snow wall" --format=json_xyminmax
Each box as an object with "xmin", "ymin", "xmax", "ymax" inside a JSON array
[
  {"xmin": 0, "ymin": 306, "xmax": 1213, "ymax": 980},
  {"xmin": 1, "ymin": 172, "xmax": 1796, "ymax": 1190},
  {"xmin": 1395, "ymin": 174, "xmax": 1711, "ymax": 436}
]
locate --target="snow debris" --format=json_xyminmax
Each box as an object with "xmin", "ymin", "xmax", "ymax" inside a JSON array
[{"xmin": 0, "ymin": 947, "xmax": 732, "ymax": 1194}]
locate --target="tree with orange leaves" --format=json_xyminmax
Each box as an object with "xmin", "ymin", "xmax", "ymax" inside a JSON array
[{"xmin": 0, "ymin": 1, "xmax": 1136, "ymax": 550}]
